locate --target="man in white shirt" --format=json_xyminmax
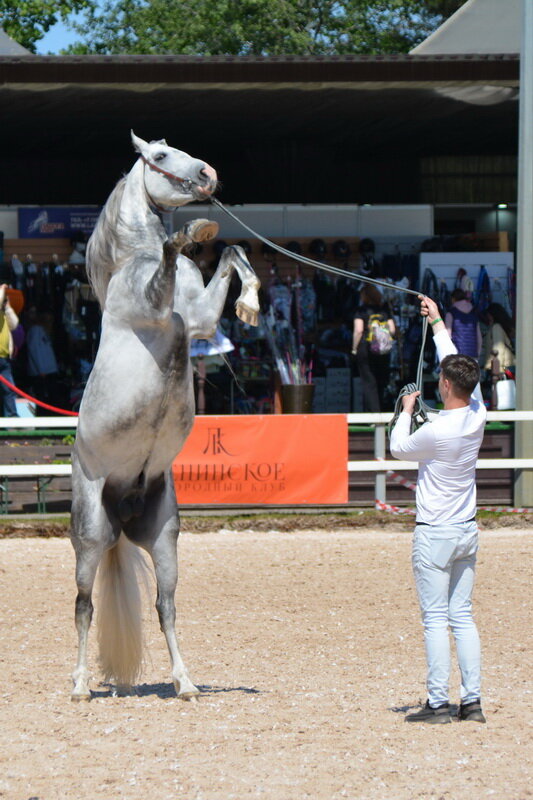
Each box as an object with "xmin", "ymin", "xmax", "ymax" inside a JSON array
[{"xmin": 390, "ymin": 295, "xmax": 487, "ymax": 724}]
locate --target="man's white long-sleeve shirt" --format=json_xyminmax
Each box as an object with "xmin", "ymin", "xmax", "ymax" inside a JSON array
[{"xmin": 390, "ymin": 329, "xmax": 487, "ymax": 525}]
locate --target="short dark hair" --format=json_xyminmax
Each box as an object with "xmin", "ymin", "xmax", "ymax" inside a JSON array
[
  {"xmin": 360, "ymin": 284, "xmax": 383, "ymax": 306},
  {"xmin": 440, "ymin": 354, "xmax": 480, "ymax": 397}
]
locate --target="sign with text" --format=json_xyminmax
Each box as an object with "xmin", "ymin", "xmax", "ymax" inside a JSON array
[
  {"xmin": 18, "ymin": 207, "xmax": 100, "ymax": 238},
  {"xmin": 172, "ymin": 414, "xmax": 348, "ymax": 505}
]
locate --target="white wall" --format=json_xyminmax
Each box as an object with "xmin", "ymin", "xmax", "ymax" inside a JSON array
[
  {"xmin": 0, "ymin": 207, "xmax": 19, "ymax": 238},
  {"xmin": 357, "ymin": 205, "xmax": 434, "ymax": 237},
  {"xmin": 172, "ymin": 203, "xmax": 434, "ymax": 239}
]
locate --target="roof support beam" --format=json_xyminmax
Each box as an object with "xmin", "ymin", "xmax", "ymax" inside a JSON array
[{"xmin": 514, "ymin": 0, "xmax": 533, "ymax": 506}]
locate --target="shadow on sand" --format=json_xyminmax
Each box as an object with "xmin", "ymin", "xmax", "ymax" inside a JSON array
[{"xmin": 91, "ymin": 682, "xmax": 263, "ymax": 700}]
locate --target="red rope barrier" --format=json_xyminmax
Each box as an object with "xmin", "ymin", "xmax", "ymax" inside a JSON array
[{"xmin": 0, "ymin": 373, "xmax": 79, "ymax": 417}]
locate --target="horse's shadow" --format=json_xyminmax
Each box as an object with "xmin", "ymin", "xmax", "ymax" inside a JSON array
[{"xmin": 91, "ymin": 682, "xmax": 263, "ymax": 700}]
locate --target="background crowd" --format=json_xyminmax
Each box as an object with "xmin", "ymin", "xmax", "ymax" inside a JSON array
[
  {"xmin": 0, "ymin": 238, "xmax": 517, "ymax": 417},
  {"xmin": 0, "ymin": 250, "xmax": 97, "ymax": 416}
]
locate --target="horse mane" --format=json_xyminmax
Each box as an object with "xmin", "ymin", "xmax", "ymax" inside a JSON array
[
  {"xmin": 87, "ymin": 175, "xmax": 153, "ymax": 308},
  {"xmin": 86, "ymin": 178, "xmax": 128, "ymax": 307}
]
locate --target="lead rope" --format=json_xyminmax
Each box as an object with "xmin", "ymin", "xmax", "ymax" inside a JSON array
[
  {"xmin": 388, "ymin": 316, "xmax": 436, "ymax": 437},
  {"xmin": 208, "ymin": 197, "xmax": 436, "ymax": 429},
  {"xmin": 210, "ymin": 198, "xmax": 422, "ymax": 299}
]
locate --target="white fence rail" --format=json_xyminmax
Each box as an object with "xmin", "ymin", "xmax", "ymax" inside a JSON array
[
  {"xmin": 347, "ymin": 411, "xmax": 533, "ymax": 507},
  {"xmin": 1, "ymin": 412, "xmax": 532, "ymax": 511}
]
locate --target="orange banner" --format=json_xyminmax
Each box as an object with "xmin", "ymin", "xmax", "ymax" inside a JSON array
[{"xmin": 172, "ymin": 414, "xmax": 348, "ymax": 505}]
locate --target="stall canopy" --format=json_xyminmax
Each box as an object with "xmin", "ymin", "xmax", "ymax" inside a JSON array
[
  {"xmin": 0, "ymin": 53, "xmax": 520, "ymax": 205},
  {"xmin": 411, "ymin": 0, "xmax": 521, "ymax": 55},
  {"xmin": 0, "ymin": 28, "xmax": 31, "ymax": 55}
]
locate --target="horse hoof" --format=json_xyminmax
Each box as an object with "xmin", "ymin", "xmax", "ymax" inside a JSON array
[
  {"xmin": 178, "ymin": 691, "xmax": 199, "ymax": 702},
  {"xmin": 235, "ymin": 301, "xmax": 258, "ymax": 327},
  {"xmin": 185, "ymin": 219, "xmax": 219, "ymax": 243},
  {"xmin": 174, "ymin": 679, "xmax": 200, "ymax": 701},
  {"xmin": 71, "ymin": 691, "xmax": 91, "ymax": 703}
]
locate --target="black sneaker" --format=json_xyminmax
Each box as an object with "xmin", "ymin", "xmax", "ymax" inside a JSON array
[
  {"xmin": 405, "ymin": 700, "xmax": 451, "ymax": 724},
  {"xmin": 458, "ymin": 700, "xmax": 486, "ymax": 723}
]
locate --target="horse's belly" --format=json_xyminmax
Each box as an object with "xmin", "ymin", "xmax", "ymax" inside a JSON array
[
  {"xmin": 77, "ymin": 371, "xmax": 194, "ymax": 477},
  {"xmin": 77, "ymin": 405, "xmax": 194, "ymax": 481}
]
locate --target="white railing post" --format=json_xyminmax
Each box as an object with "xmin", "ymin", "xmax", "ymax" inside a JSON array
[
  {"xmin": 515, "ymin": 0, "xmax": 533, "ymax": 507},
  {"xmin": 374, "ymin": 422, "xmax": 386, "ymax": 505}
]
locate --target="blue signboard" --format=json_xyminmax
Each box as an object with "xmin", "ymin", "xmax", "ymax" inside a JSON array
[{"xmin": 18, "ymin": 207, "xmax": 101, "ymax": 238}]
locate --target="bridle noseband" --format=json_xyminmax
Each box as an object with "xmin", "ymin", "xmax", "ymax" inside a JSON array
[{"xmin": 141, "ymin": 155, "xmax": 195, "ymax": 192}]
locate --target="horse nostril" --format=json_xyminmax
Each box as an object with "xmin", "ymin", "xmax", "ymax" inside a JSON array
[{"xmin": 200, "ymin": 164, "xmax": 218, "ymax": 185}]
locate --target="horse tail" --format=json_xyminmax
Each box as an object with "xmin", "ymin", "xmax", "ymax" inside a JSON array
[{"xmin": 96, "ymin": 533, "xmax": 150, "ymax": 687}]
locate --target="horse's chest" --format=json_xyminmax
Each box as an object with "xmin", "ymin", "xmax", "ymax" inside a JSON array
[{"xmin": 83, "ymin": 316, "xmax": 193, "ymax": 445}]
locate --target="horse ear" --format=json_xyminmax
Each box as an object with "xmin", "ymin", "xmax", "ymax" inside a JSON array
[{"xmin": 131, "ymin": 130, "xmax": 149, "ymax": 155}]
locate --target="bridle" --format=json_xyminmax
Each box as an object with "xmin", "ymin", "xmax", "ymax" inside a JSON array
[{"xmin": 141, "ymin": 155, "xmax": 197, "ymax": 193}]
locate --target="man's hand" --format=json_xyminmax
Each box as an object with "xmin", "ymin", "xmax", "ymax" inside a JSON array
[
  {"xmin": 401, "ymin": 390, "xmax": 420, "ymax": 416},
  {"xmin": 418, "ymin": 294, "xmax": 440, "ymax": 323}
]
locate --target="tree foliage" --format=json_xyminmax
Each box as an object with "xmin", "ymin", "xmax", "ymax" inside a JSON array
[
  {"xmin": 7, "ymin": 0, "xmax": 465, "ymax": 56},
  {"xmin": 0, "ymin": 0, "xmax": 94, "ymax": 53}
]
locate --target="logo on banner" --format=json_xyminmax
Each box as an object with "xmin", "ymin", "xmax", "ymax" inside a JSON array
[
  {"xmin": 174, "ymin": 422, "xmax": 286, "ymax": 495},
  {"xmin": 202, "ymin": 427, "xmax": 234, "ymax": 456},
  {"xmin": 27, "ymin": 210, "xmax": 65, "ymax": 235},
  {"xmin": 18, "ymin": 206, "xmax": 101, "ymax": 238}
]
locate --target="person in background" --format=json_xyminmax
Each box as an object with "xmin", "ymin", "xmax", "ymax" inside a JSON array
[
  {"xmin": 390, "ymin": 295, "xmax": 486, "ymax": 725},
  {"xmin": 0, "ymin": 284, "xmax": 20, "ymax": 416},
  {"xmin": 483, "ymin": 302, "xmax": 515, "ymax": 375},
  {"xmin": 352, "ymin": 284, "xmax": 395, "ymax": 411},
  {"xmin": 445, "ymin": 288, "xmax": 482, "ymax": 359},
  {"xmin": 26, "ymin": 307, "xmax": 62, "ymax": 415}
]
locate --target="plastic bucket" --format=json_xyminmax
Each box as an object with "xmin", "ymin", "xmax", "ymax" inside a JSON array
[{"xmin": 281, "ymin": 384, "xmax": 315, "ymax": 414}]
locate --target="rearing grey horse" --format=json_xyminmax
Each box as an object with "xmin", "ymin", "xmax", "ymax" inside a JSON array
[{"xmin": 70, "ymin": 132, "xmax": 260, "ymax": 701}]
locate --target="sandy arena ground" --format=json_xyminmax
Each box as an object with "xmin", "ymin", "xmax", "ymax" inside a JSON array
[{"xmin": 0, "ymin": 528, "xmax": 532, "ymax": 800}]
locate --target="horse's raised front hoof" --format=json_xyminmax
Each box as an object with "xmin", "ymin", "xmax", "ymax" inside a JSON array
[
  {"xmin": 236, "ymin": 301, "xmax": 259, "ymax": 327},
  {"xmin": 184, "ymin": 219, "xmax": 219, "ymax": 243}
]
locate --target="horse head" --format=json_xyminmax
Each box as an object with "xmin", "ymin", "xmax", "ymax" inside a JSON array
[{"xmin": 131, "ymin": 131, "xmax": 218, "ymax": 209}]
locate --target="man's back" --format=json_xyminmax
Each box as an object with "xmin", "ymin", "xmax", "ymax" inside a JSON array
[{"xmin": 390, "ymin": 328, "xmax": 486, "ymax": 524}]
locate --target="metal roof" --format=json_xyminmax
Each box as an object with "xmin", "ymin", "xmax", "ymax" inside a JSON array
[{"xmin": 0, "ymin": 54, "xmax": 520, "ymax": 205}]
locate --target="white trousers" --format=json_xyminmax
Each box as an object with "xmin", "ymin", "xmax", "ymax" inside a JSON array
[{"xmin": 412, "ymin": 521, "xmax": 481, "ymax": 707}]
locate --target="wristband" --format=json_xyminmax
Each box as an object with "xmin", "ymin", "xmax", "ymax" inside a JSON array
[{"xmin": 430, "ymin": 317, "xmax": 443, "ymax": 326}]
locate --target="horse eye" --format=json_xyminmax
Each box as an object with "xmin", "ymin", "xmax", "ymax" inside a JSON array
[{"xmin": 154, "ymin": 152, "xmax": 166, "ymax": 162}]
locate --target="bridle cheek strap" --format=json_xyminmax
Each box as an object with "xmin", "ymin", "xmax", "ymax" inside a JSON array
[{"xmin": 140, "ymin": 155, "xmax": 193, "ymax": 189}]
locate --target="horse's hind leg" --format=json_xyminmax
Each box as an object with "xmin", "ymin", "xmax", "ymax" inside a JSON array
[
  {"xmin": 154, "ymin": 535, "xmax": 199, "ymax": 701},
  {"xmin": 71, "ymin": 542, "xmax": 104, "ymax": 701},
  {"xmin": 127, "ymin": 475, "xmax": 199, "ymax": 700},
  {"xmin": 70, "ymin": 467, "xmax": 117, "ymax": 701}
]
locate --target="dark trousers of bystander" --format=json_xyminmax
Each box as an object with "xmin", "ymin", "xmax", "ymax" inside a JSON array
[{"xmin": 0, "ymin": 356, "xmax": 19, "ymax": 416}]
